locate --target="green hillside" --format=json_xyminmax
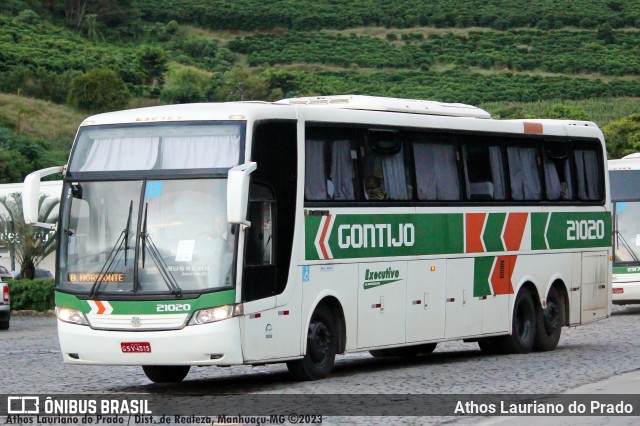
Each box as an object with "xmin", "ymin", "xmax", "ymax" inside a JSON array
[{"xmin": 1, "ymin": 0, "xmax": 640, "ymax": 178}]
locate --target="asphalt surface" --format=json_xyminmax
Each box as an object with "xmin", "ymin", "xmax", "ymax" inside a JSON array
[{"xmin": 1, "ymin": 305, "xmax": 639, "ymax": 424}]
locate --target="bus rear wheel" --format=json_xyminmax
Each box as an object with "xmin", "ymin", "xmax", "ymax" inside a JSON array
[
  {"xmin": 498, "ymin": 287, "xmax": 536, "ymax": 354},
  {"xmin": 533, "ymin": 287, "xmax": 564, "ymax": 352},
  {"xmin": 142, "ymin": 365, "xmax": 190, "ymax": 383},
  {"xmin": 287, "ymin": 306, "xmax": 337, "ymax": 380}
]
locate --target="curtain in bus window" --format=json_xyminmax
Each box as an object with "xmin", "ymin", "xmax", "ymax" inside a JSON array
[
  {"xmin": 489, "ymin": 146, "xmax": 506, "ymax": 199},
  {"xmin": 413, "ymin": 143, "xmax": 460, "ymax": 200},
  {"xmin": 507, "ymin": 146, "xmax": 541, "ymax": 200},
  {"xmin": 160, "ymin": 135, "xmax": 240, "ymax": 169},
  {"xmin": 575, "ymin": 149, "xmax": 601, "ymax": 200},
  {"xmin": 382, "ymin": 147, "xmax": 409, "ymax": 200},
  {"xmin": 79, "ymin": 137, "xmax": 159, "ymax": 171},
  {"xmin": 564, "ymin": 158, "xmax": 574, "ymax": 199},
  {"xmin": 305, "ymin": 140, "xmax": 327, "ymax": 200},
  {"xmin": 544, "ymin": 158, "xmax": 561, "ymax": 200},
  {"xmin": 330, "ymin": 140, "xmax": 355, "ymax": 200}
]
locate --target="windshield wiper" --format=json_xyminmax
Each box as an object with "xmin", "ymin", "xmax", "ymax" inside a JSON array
[
  {"xmin": 140, "ymin": 203, "xmax": 182, "ymax": 297},
  {"xmin": 88, "ymin": 200, "xmax": 133, "ymax": 298}
]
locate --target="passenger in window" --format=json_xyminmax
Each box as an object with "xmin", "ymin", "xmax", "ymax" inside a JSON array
[
  {"xmin": 560, "ymin": 181, "xmax": 569, "ymax": 200},
  {"xmin": 365, "ymin": 175, "xmax": 387, "ymax": 200}
]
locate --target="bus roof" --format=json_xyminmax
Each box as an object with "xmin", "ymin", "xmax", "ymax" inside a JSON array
[
  {"xmin": 276, "ymin": 95, "xmax": 492, "ymax": 119},
  {"xmin": 609, "ymin": 154, "xmax": 640, "ymax": 170},
  {"xmin": 78, "ymin": 97, "xmax": 604, "ymax": 141}
]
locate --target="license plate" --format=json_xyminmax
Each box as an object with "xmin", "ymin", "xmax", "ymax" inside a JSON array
[{"xmin": 121, "ymin": 342, "xmax": 151, "ymax": 353}]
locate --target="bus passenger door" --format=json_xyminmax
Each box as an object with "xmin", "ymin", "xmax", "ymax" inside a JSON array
[
  {"xmin": 445, "ymin": 258, "xmax": 483, "ymax": 338},
  {"xmin": 357, "ymin": 261, "xmax": 407, "ymax": 348},
  {"xmin": 405, "ymin": 260, "xmax": 446, "ymax": 343}
]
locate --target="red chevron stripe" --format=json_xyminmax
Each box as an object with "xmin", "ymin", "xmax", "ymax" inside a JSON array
[
  {"xmin": 503, "ymin": 213, "xmax": 528, "ymax": 251},
  {"xmin": 95, "ymin": 300, "xmax": 106, "ymax": 315},
  {"xmin": 491, "ymin": 255, "xmax": 515, "ymax": 295},
  {"xmin": 319, "ymin": 214, "xmax": 332, "ymax": 260},
  {"xmin": 466, "ymin": 213, "xmax": 486, "ymax": 253}
]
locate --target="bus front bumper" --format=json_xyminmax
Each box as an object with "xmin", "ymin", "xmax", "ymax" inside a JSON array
[
  {"xmin": 612, "ymin": 279, "xmax": 640, "ymax": 305},
  {"xmin": 57, "ymin": 317, "xmax": 244, "ymax": 365}
]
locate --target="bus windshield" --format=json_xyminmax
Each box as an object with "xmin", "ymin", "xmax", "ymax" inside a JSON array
[
  {"xmin": 58, "ymin": 179, "xmax": 235, "ymax": 295},
  {"xmin": 614, "ymin": 201, "xmax": 640, "ymax": 265}
]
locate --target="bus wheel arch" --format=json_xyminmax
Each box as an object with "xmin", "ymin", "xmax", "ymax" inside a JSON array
[
  {"xmin": 287, "ymin": 297, "xmax": 345, "ymax": 380},
  {"xmin": 533, "ymin": 280, "xmax": 567, "ymax": 352}
]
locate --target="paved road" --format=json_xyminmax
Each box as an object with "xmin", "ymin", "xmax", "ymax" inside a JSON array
[{"xmin": 1, "ymin": 305, "xmax": 639, "ymax": 424}]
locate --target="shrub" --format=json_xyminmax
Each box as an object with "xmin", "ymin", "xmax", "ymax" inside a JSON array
[
  {"xmin": 7, "ymin": 279, "xmax": 55, "ymax": 311},
  {"xmin": 67, "ymin": 68, "xmax": 131, "ymax": 113}
]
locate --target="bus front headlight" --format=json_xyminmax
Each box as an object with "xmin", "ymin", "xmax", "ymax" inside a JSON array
[
  {"xmin": 56, "ymin": 307, "xmax": 88, "ymax": 325},
  {"xmin": 188, "ymin": 304, "xmax": 242, "ymax": 325}
]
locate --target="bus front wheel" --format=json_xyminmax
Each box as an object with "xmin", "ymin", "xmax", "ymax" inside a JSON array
[
  {"xmin": 142, "ymin": 365, "xmax": 190, "ymax": 383},
  {"xmin": 287, "ymin": 305, "xmax": 337, "ymax": 380},
  {"xmin": 498, "ymin": 287, "xmax": 536, "ymax": 354}
]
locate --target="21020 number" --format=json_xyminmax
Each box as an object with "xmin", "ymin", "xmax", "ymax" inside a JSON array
[{"xmin": 566, "ymin": 219, "xmax": 605, "ymax": 241}]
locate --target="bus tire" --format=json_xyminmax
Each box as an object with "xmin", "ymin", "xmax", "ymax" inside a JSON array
[
  {"xmin": 142, "ymin": 365, "xmax": 190, "ymax": 383},
  {"xmin": 287, "ymin": 305, "xmax": 337, "ymax": 380},
  {"xmin": 533, "ymin": 287, "xmax": 564, "ymax": 352},
  {"xmin": 498, "ymin": 287, "xmax": 536, "ymax": 354}
]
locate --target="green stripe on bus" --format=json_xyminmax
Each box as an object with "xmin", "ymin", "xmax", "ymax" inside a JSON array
[
  {"xmin": 483, "ymin": 213, "xmax": 506, "ymax": 252},
  {"xmin": 305, "ymin": 211, "xmax": 610, "ymax": 260},
  {"xmin": 613, "ymin": 266, "xmax": 640, "ymax": 274},
  {"xmin": 473, "ymin": 257, "xmax": 494, "ymax": 297},
  {"xmin": 55, "ymin": 290, "xmax": 236, "ymax": 314}
]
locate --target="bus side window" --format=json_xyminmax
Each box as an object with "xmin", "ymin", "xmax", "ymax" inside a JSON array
[
  {"xmin": 304, "ymin": 136, "xmax": 357, "ymax": 202},
  {"xmin": 245, "ymin": 192, "xmax": 275, "ymax": 265},
  {"xmin": 507, "ymin": 145, "xmax": 542, "ymax": 200},
  {"xmin": 462, "ymin": 141, "xmax": 507, "ymax": 201},
  {"xmin": 543, "ymin": 143, "xmax": 573, "ymax": 201},
  {"xmin": 363, "ymin": 129, "xmax": 411, "ymax": 201},
  {"xmin": 413, "ymin": 135, "xmax": 461, "ymax": 201},
  {"xmin": 574, "ymin": 146, "xmax": 603, "ymax": 201}
]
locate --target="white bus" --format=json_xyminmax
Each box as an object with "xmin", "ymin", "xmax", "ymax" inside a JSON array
[
  {"xmin": 23, "ymin": 95, "xmax": 611, "ymax": 383},
  {"xmin": 609, "ymin": 153, "xmax": 640, "ymax": 305}
]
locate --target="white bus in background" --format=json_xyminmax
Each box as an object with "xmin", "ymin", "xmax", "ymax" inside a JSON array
[
  {"xmin": 609, "ymin": 153, "xmax": 640, "ymax": 305},
  {"xmin": 23, "ymin": 95, "xmax": 611, "ymax": 383}
]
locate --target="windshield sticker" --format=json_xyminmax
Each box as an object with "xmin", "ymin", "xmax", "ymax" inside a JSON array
[
  {"xmin": 175, "ymin": 240, "xmax": 195, "ymax": 262},
  {"xmin": 145, "ymin": 181, "xmax": 163, "ymax": 199},
  {"xmin": 68, "ymin": 272, "xmax": 125, "ymax": 283}
]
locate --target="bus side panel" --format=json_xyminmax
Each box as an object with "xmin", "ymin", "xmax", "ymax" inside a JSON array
[
  {"xmin": 445, "ymin": 258, "xmax": 483, "ymax": 338},
  {"xmin": 357, "ymin": 261, "xmax": 407, "ymax": 349},
  {"xmin": 405, "ymin": 259, "xmax": 446, "ymax": 343},
  {"xmin": 570, "ymin": 253, "xmax": 582, "ymax": 325},
  {"xmin": 580, "ymin": 251, "xmax": 610, "ymax": 323},
  {"xmin": 301, "ymin": 263, "xmax": 358, "ymax": 352}
]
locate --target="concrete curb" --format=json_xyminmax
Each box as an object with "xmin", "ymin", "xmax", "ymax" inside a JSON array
[{"xmin": 11, "ymin": 310, "xmax": 55, "ymax": 317}]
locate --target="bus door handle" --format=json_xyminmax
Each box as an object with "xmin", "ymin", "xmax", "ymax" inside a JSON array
[
  {"xmin": 463, "ymin": 290, "xmax": 467, "ymax": 306},
  {"xmin": 372, "ymin": 296, "xmax": 384, "ymax": 313}
]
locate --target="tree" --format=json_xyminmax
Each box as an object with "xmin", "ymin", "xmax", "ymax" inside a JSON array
[
  {"xmin": 604, "ymin": 114, "xmax": 640, "ymax": 159},
  {"xmin": 67, "ymin": 68, "xmax": 130, "ymax": 113},
  {"xmin": 216, "ymin": 67, "xmax": 282, "ymax": 102},
  {"xmin": 159, "ymin": 68, "xmax": 215, "ymax": 104},
  {"xmin": 0, "ymin": 192, "xmax": 58, "ymax": 280},
  {"xmin": 136, "ymin": 45, "xmax": 168, "ymax": 86}
]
